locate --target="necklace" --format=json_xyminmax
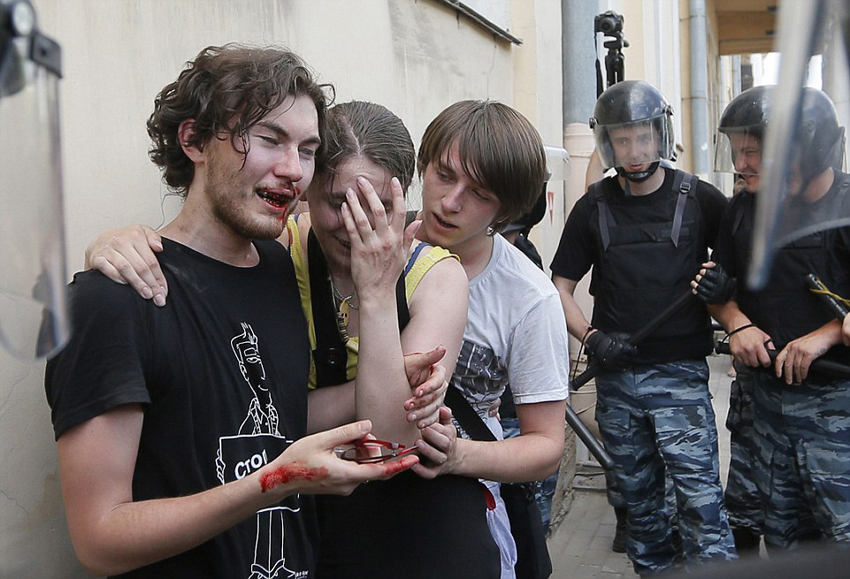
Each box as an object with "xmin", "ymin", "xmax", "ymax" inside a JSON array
[
  {"xmin": 329, "ymin": 276, "xmax": 356, "ymax": 338},
  {"xmin": 329, "ymin": 276, "xmax": 358, "ymax": 310}
]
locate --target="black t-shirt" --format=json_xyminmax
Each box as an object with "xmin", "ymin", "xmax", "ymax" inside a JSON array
[
  {"xmin": 550, "ymin": 168, "xmax": 728, "ymax": 362},
  {"xmin": 712, "ymin": 171, "xmax": 850, "ymax": 362},
  {"xmin": 45, "ymin": 239, "xmax": 316, "ymax": 579}
]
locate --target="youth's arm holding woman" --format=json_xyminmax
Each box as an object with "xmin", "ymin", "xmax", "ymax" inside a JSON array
[
  {"xmin": 416, "ymin": 295, "xmax": 567, "ymax": 482},
  {"xmin": 82, "ymin": 222, "xmax": 451, "ymax": 435}
]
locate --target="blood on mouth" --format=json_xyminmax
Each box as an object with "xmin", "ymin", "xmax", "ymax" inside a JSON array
[{"xmin": 258, "ymin": 189, "xmax": 286, "ymax": 208}]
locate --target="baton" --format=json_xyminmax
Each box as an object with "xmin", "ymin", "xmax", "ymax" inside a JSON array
[
  {"xmin": 565, "ymin": 404, "xmax": 615, "ymax": 470},
  {"xmin": 715, "ymin": 342, "xmax": 850, "ymax": 379},
  {"xmin": 805, "ymin": 274, "xmax": 850, "ymax": 319},
  {"xmin": 565, "ymin": 290, "xmax": 695, "ymax": 470},
  {"xmin": 571, "ymin": 290, "xmax": 696, "ymax": 390}
]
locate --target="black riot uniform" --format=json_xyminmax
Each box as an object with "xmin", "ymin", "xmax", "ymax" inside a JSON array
[
  {"xmin": 551, "ymin": 81, "xmax": 736, "ymax": 575},
  {"xmin": 709, "ymin": 85, "xmax": 850, "ymax": 551}
]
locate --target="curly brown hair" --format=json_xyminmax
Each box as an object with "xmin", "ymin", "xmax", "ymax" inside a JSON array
[{"xmin": 147, "ymin": 44, "xmax": 334, "ymax": 195}]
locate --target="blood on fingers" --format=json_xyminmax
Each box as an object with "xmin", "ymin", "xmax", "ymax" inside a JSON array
[
  {"xmin": 381, "ymin": 457, "xmax": 417, "ymax": 477},
  {"xmin": 259, "ymin": 464, "xmax": 329, "ymax": 493}
]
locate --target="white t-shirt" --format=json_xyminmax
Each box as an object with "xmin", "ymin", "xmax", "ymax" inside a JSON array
[
  {"xmin": 451, "ymin": 234, "xmax": 570, "ymax": 579},
  {"xmin": 452, "ymin": 233, "xmax": 570, "ymax": 436}
]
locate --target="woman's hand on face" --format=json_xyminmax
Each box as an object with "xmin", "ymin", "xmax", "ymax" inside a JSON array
[
  {"xmin": 85, "ymin": 225, "xmax": 168, "ymax": 306},
  {"xmin": 341, "ymin": 176, "xmax": 420, "ymax": 301}
]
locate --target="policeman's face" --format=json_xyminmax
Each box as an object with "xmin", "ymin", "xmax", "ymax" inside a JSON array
[
  {"xmin": 729, "ymin": 133, "xmax": 761, "ymax": 193},
  {"xmin": 609, "ymin": 124, "xmax": 658, "ymax": 172}
]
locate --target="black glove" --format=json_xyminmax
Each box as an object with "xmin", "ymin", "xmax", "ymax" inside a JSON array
[
  {"xmin": 695, "ymin": 264, "xmax": 736, "ymax": 304},
  {"xmin": 585, "ymin": 330, "xmax": 638, "ymax": 371}
]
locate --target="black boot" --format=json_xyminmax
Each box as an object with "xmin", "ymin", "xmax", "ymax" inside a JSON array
[
  {"xmin": 732, "ymin": 527, "xmax": 761, "ymax": 555},
  {"xmin": 613, "ymin": 507, "xmax": 628, "ymax": 553},
  {"xmin": 671, "ymin": 527, "xmax": 683, "ymax": 564}
]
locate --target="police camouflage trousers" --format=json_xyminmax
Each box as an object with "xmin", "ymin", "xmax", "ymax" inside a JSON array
[
  {"xmin": 751, "ymin": 372, "xmax": 850, "ymax": 550},
  {"xmin": 724, "ymin": 365, "xmax": 763, "ymax": 534},
  {"xmin": 606, "ymin": 467, "xmax": 679, "ymax": 528},
  {"xmin": 595, "ymin": 359, "xmax": 737, "ymax": 575}
]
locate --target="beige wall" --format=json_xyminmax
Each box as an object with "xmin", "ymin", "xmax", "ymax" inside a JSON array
[
  {"xmin": 678, "ymin": 0, "xmax": 725, "ymax": 184},
  {"xmin": 512, "ymin": 0, "xmax": 565, "ymax": 270},
  {"xmin": 0, "ymin": 0, "xmax": 563, "ymax": 576}
]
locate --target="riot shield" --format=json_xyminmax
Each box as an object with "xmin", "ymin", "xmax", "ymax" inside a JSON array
[
  {"xmin": 0, "ymin": 1, "xmax": 69, "ymax": 359},
  {"xmin": 749, "ymin": 0, "xmax": 850, "ymax": 289}
]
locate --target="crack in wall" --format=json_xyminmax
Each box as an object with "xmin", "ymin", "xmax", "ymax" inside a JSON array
[{"xmin": 0, "ymin": 487, "xmax": 30, "ymax": 516}]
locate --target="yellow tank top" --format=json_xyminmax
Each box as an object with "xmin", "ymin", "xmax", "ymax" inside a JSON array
[{"xmin": 286, "ymin": 215, "xmax": 457, "ymax": 389}]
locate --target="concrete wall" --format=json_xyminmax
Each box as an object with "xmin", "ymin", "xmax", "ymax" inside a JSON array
[
  {"xmin": 513, "ymin": 0, "xmax": 566, "ymax": 273},
  {"xmin": 0, "ymin": 1, "xmax": 563, "ymax": 576},
  {"xmin": 677, "ymin": 0, "xmax": 725, "ymax": 185}
]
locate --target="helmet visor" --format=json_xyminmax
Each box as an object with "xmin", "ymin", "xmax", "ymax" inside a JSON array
[
  {"xmin": 594, "ymin": 115, "xmax": 674, "ymax": 172},
  {"xmin": 714, "ymin": 127, "xmax": 763, "ymax": 176},
  {"xmin": 545, "ymin": 145, "xmax": 570, "ymax": 183},
  {"xmin": 0, "ymin": 57, "xmax": 69, "ymax": 360}
]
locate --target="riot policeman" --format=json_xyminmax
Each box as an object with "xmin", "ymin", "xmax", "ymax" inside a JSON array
[
  {"xmin": 695, "ymin": 85, "xmax": 850, "ymax": 551},
  {"xmin": 696, "ymin": 85, "xmax": 772, "ymax": 555},
  {"xmin": 551, "ymin": 80, "xmax": 736, "ymax": 575}
]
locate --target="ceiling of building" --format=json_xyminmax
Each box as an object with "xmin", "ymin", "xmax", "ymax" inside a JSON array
[{"xmin": 715, "ymin": 0, "xmax": 778, "ymax": 55}]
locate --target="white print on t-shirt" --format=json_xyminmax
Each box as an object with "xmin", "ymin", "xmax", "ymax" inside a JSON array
[
  {"xmin": 232, "ymin": 322, "xmax": 280, "ymax": 435},
  {"xmin": 453, "ymin": 339, "xmax": 506, "ymax": 413},
  {"xmin": 213, "ymin": 323, "xmax": 306, "ymax": 579}
]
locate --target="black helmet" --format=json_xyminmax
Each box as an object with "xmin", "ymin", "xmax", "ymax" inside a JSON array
[
  {"xmin": 715, "ymin": 85, "xmax": 772, "ymax": 175},
  {"xmin": 746, "ymin": 1, "xmax": 849, "ymax": 290},
  {"xmin": 589, "ymin": 80, "xmax": 675, "ymax": 182},
  {"xmin": 716, "ymin": 86, "xmax": 844, "ymax": 184},
  {"xmin": 718, "ymin": 85, "xmax": 772, "ymax": 136},
  {"xmin": 795, "ymin": 87, "xmax": 845, "ymax": 184}
]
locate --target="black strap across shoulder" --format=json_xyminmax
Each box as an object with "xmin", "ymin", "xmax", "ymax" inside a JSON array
[
  {"xmin": 590, "ymin": 181, "xmax": 615, "ymax": 252},
  {"xmin": 445, "ymin": 386, "xmax": 497, "ymax": 442},
  {"xmin": 308, "ymin": 229, "xmax": 411, "ymax": 388},
  {"xmin": 593, "ymin": 169, "xmax": 697, "ymax": 252},
  {"xmin": 731, "ymin": 196, "xmax": 749, "ymax": 238},
  {"xmin": 308, "ymin": 230, "xmax": 349, "ymax": 387},
  {"xmin": 670, "ymin": 170, "xmax": 697, "ymax": 247}
]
